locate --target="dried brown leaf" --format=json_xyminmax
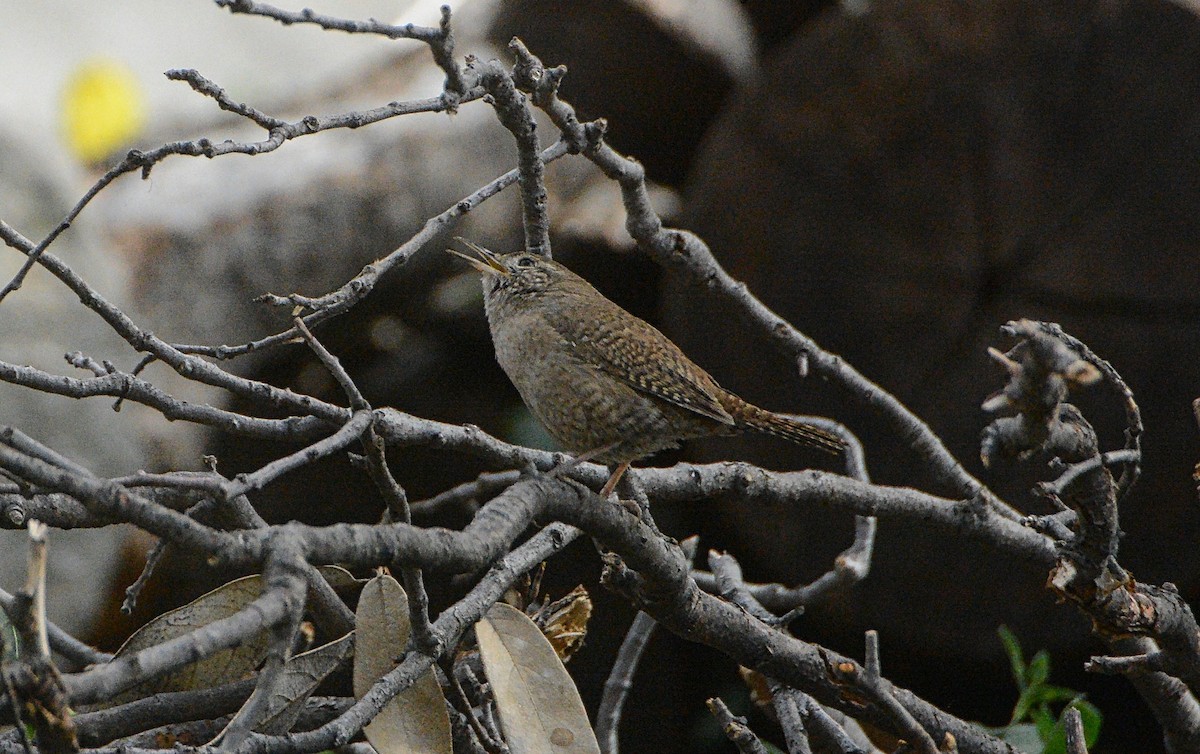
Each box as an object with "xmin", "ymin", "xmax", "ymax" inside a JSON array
[
  {"xmin": 107, "ymin": 574, "xmax": 271, "ymax": 705},
  {"xmin": 353, "ymin": 573, "xmax": 451, "ymax": 754},
  {"xmin": 476, "ymin": 602, "xmax": 600, "ymax": 754},
  {"xmin": 532, "ymin": 585, "xmax": 592, "ymax": 663},
  {"xmin": 255, "ymin": 631, "xmax": 354, "ymax": 734}
]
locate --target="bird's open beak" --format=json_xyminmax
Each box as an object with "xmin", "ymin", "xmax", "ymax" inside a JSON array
[{"xmin": 446, "ymin": 238, "xmax": 508, "ymax": 276}]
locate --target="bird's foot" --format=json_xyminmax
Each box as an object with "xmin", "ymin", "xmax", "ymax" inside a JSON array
[
  {"xmin": 618, "ymin": 497, "xmax": 643, "ymax": 518},
  {"xmin": 599, "ymin": 460, "xmax": 632, "ymax": 498}
]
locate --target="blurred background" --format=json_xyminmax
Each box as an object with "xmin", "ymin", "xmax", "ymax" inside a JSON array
[{"xmin": 3, "ymin": 0, "xmax": 1200, "ymax": 751}]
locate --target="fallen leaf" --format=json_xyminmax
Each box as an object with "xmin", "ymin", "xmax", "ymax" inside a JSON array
[
  {"xmin": 255, "ymin": 632, "xmax": 354, "ymax": 734},
  {"xmin": 532, "ymin": 586, "xmax": 592, "ymax": 663},
  {"xmin": 353, "ymin": 574, "xmax": 451, "ymax": 754},
  {"xmin": 476, "ymin": 602, "xmax": 601, "ymax": 754},
  {"xmin": 107, "ymin": 574, "xmax": 272, "ymax": 705}
]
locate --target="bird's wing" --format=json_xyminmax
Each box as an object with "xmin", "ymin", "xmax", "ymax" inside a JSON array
[{"xmin": 544, "ymin": 298, "xmax": 736, "ymax": 426}]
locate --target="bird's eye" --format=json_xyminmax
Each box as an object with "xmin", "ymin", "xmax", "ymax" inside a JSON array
[{"xmin": 516, "ymin": 256, "xmax": 536, "ymax": 268}]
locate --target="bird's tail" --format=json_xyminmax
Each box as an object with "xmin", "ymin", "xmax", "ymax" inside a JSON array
[{"xmin": 727, "ymin": 396, "xmax": 846, "ymax": 454}]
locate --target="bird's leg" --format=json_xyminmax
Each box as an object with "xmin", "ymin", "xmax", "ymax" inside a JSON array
[
  {"xmin": 546, "ymin": 442, "xmax": 619, "ymax": 479},
  {"xmin": 600, "ymin": 461, "xmax": 632, "ymax": 499}
]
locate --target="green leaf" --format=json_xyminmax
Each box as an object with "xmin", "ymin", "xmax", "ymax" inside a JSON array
[
  {"xmin": 1011, "ymin": 687, "xmax": 1038, "ymax": 727},
  {"xmin": 1036, "ymin": 696, "xmax": 1103, "ymax": 754},
  {"xmin": 1034, "ymin": 685, "xmax": 1084, "ymax": 704},
  {"xmin": 1040, "ymin": 724, "xmax": 1067, "ymax": 754},
  {"xmin": 994, "ymin": 627, "xmax": 1103, "ymax": 751},
  {"xmin": 1026, "ymin": 650, "xmax": 1050, "ymax": 689},
  {"xmin": 1031, "ymin": 704, "xmax": 1057, "ymax": 742},
  {"xmin": 1073, "ymin": 700, "xmax": 1103, "ymax": 748},
  {"xmin": 1038, "ymin": 700, "xmax": 1101, "ymax": 754},
  {"xmin": 998, "ymin": 626, "xmax": 1027, "ymax": 691}
]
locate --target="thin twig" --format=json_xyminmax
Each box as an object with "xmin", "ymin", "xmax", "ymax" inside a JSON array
[
  {"xmin": 0, "ymin": 62, "xmax": 478, "ymax": 308},
  {"xmin": 166, "ymin": 69, "xmax": 285, "ymax": 129},
  {"xmin": 1038, "ymin": 449, "xmax": 1141, "ymax": 497},
  {"xmin": 834, "ymin": 631, "xmax": 938, "ymax": 754},
  {"xmin": 707, "ymin": 550, "xmax": 782, "ymax": 625},
  {"xmin": 1, "ymin": 222, "xmax": 353, "ymax": 430},
  {"xmin": 184, "ymin": 139, "xmax": 571, "ymax": 361},
  {"xmin": 596, "ymin": 536, "xmax": 697, "ymax": 754},
  {"xmin": 215, "ymin": 543, "xmax": 308, "ymax": 750},
  {"xmin": 0, "ymin": 587, "xmax": 111, "ymax": 669},
  {"xmin": 293, "ymin": 314, "xmax": 440, "ymax": 647},
  {"xmin": 768, "ymin": 682, "xmax": 813, "ymax": 754},
  {"xmin": 410, "ymin": 471, "xmax": 520, "ymax": 519},
  {"xmin": 0, "ymin": 428, "xmax": 94, "ymax": 480},
  {"xmin": 706, "ymin": 697, "xmax": 769, "ymax": 754},
  {"xmin": 443, "ymin": 660, "xmax": 508, "ymax": 754},
  {"xmin": 363, "ymin": 431, "xmax": 438, "ymax": 655},
  {"xmin": 293, "ymin": 318, "xmax": 367, "ymax": 411},
  {"xmin": 293, "ymin": 315, "xmax": 437, "ymax": 656},
  {"xmin": 772, "ymin": 685, "xmax": 870, "ymax": 754},
  {"xmin": 222, "ymin": 411, "xmax": 374, "ymax": 499},
  {"xmin": 1, "ymin": 522, "xmax": 78, "ymax": 754},
  {"xmin": 1032, "ymin": 321, "xmax": 1142, "ymax": 501},
  {"xmin": 596, "ymin": 611, "xmax": 659, "ymax": 754},
  {"xmin": 214, "ymin": 0, "xmax": 467, "ymax": 99},
  {"xmin": 121, "ymin": 537, "xmax": 169, "ymax": 615}
]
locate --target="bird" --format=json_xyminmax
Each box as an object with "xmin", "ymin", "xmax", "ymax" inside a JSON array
[{"xmin": 448, "ymin": 239, "xmax": 844, "ymax": 497}]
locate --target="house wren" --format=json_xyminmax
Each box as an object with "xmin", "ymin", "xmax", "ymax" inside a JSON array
[{"xmin": 449, "ymin": 240, "xmax": 844, "ymax": 494}]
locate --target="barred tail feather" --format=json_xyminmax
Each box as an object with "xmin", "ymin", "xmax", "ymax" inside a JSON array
[{"xmin": 735, "ymin": 400, "xmax": 845, "ymax": 454}]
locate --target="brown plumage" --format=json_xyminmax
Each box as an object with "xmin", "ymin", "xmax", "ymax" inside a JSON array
[{"xmin": 450, "ymin": 240, "xmax": 843, "ymax": 489}]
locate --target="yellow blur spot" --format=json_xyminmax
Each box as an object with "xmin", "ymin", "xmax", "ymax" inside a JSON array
[{"xmin": 61, "ymin": 58, "xmax": 146, "ymax": 165}]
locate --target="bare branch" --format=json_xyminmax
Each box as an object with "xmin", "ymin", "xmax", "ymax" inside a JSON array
[
  {"xmin": 474, "ymin": 51, "xmax": 550, "ymax": 256},
  {"xmin": 691, "ymin": 419, "xmax": 875, "ymax": 612},
  {"xmin": 0, "ymin": 588, "xmax": 110, "ymax": 669},
  {"xmin": 981, "ymin": 321, "xmax": 1200, "ymax": 746},
  {"xmin": 64, "ymin": 568, "xmax": 293, "ymax": 706},
  {"xmin": 770, "ymin": 684, "xmax": 814, "ymax": 754},
  {"xmin": 706, "ymin": 697, "xmax": 769, "ymax": 754},
  {"xmin": 831, "ymin": 631, "xmax": 937, "ymax": 754},
  {"xmin": 595, "ymin": 611, "xmax": 658, "ymax": 754},
  {"xmin": 1063, "ymin": 706, "xmax": 1088, "ymax": 754},
  {"xmin": 596, "ymin": 536, "xmax": 697, "ymax": 754},
  {"xmin": 499, "ymin": 43, "xmax": 1018, "ymax": 521},
  {"xmin": 1031, "ymin": 321, "xmax": 1142, "ymax": 501},
  {"xmin": 0, "ymin": 439, "xmax": 229, "ymax": 552},
  {"xmin": 166, "ymin": 68, "xmax": 285, "ymax": 129},
  {"xmin": 244, "ymin": 523, "xmax": 579, "ymax": 754},
  {"xmin": 410, "ymin": 470, "xmax": 520, "ymax": 519},
  {"xmin": 213, "ymin": 0, "xmax": 467, "ymax": 101},
  {"xmin": 769, "ymin": 683, "xmax": 871, "ymax": 754},
  {"xmin": 0, "ymin": 7, "xmax": 1192, "ymax": 751},
  {"xmin": 0, "ymin": 523, "xmax": 77, "ymax": 754},
  {"xmin": 222, "ymin": 411, "xmax": 374, "ymax": 499},
  {"xmin": 214, "ymin": 539, "xmax": 308, "ymax": 750}
]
